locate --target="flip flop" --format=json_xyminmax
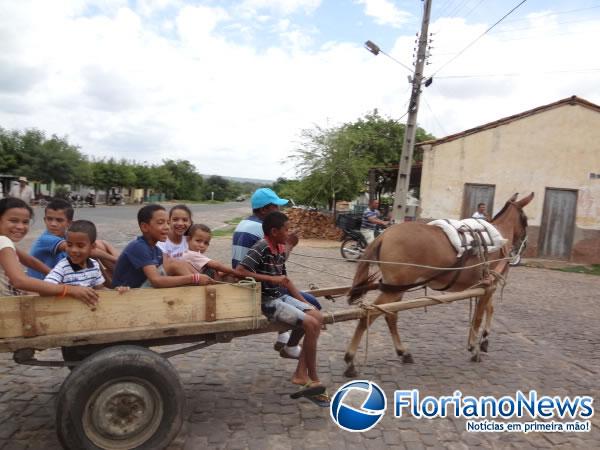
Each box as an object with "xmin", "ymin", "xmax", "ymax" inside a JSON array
[
  {"xmin": 305, "ymin": 392, "xmax": 331, "ymax": 408},
  {"xmin": 290, "ymin": 383, "xmax": 326, "ymax": 399}
]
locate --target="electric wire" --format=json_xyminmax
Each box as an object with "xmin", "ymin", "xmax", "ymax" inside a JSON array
[
  {"xmin": 422, "ymin": 96, "xmax": 448, "ymax": 136},
  {"xmin": 433, "ymin": 68, "xmax": 600, "ymax": 79},
  {"xmin": 430, "ymin": 0, "xmax": 528, "ymax": 77},
  {"xmin": 499, "ymin": 3, "xmax": 600, "ymax": 24}
]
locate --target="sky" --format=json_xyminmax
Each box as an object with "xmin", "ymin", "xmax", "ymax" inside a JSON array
[{"xmin": 0, "ymin": 0, "xmax": 598, "ymax": 179}]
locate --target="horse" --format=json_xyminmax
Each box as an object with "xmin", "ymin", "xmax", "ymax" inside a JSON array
[{"xmin": 343, "ymin": 192, "xmax": 533, "ymax": 377}]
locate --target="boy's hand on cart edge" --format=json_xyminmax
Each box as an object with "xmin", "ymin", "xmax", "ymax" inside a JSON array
[
  {"xmin": 199, "ymin": 274, "xmax": 215, "ymax": 285},
  {"xmin": 116, "ymin": 286, "xmax": 130, "ymax": 294},
  {"xmin": 69, "ymin": 286, "xmax": 99, "ymax": 309}
]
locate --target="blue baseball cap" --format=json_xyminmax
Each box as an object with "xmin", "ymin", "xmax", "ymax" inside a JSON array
[{"xmin": 251, "ymin": 188, "xmax": 289, "ymax": 209}]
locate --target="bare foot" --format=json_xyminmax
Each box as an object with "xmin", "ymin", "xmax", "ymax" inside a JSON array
[{"xmin": 291, "ymin": 377, "xmax": 320, "ymax": 386}]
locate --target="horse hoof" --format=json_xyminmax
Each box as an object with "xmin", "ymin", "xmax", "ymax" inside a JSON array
[
  {"xmin": 402, "ymin": 353, "xmax": 414, "ymax": 364},
  {"xmin": 396, "ymin": 349, "xmax": 404, "ymax": 356},
  {"xmin": 480, "ymin": 340, "xmax": 489, "ymax": 353},
  {"xmin": 467, "ymin": 345, "xmax": 474, "ymax": 352},
  {"xmin": 343, "ymin": 353, "xmax": 354, "ymax": 364},
  {"xmin": 344, "ymin": 366, "xmax": 358, "ymax": 378},
  {"xmin": 471, "ymin": 354, "xmax": 482, "ymax": 363}
]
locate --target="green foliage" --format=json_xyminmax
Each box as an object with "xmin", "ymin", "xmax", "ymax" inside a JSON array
[
  {"xmin": 203, "ymin": 175, "xmax": 241, "ymax": 201},
  {"xmin": 0, "ymin": 128, "xmax": 92, "ymax": 186},
  {"xmin": 557, "ymin": 264, "xmax": 600, "ymax": 276},
  {"xmin": 53, "ymin": 185, "xmax": 71, "ymax": 200},
  {"xmin": 288, "ymin": 110, "xmax": 434, "ymax": 207},
  {"xmin": 160, "ymin": 160, "xmax": 204, "ymax": 200},
  {"xmin": 0, "ymin": 127, "xmax": 248, "ymax": 202}
]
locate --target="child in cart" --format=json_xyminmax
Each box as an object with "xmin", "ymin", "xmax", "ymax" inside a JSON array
[
  {"xmin": 181, "ymin": 224, "xmax": 239, "ymax": 280},
  {"xmin": 0, "ymin": 198, "xmax": 98, "ymax": 306},
  {"xmin": 235, "ymin": 211, "xmax": 329, "ymax": 407}
]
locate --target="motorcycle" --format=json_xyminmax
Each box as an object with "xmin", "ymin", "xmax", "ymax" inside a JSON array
[
  {"xmin": 337, "ymin": 213, "xmax": 389, "ymax": 261},
  {"xmin": 85, "ymin": 193, "xmax": 96, "ymax": 207},
  {"xmin": 108, "ymin": 191, "xmax": 123, "ymax": 206},
  {"xmin": 340, "ymin": 227, "xmax": 368, "ymax": 260},
  {"xmin": 70, "ymin": 193, "xmax": 84, "ymax": 208}
]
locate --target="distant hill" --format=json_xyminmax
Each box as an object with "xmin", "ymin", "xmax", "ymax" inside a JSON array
[{"xmin": 202, "ymin": 174, "xmax": 274, "ymax": 185}]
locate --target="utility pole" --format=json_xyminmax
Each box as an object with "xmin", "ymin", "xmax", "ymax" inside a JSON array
[{"xmin": 392, "ymin": 0, "xmax": 432, "ymax": 223}]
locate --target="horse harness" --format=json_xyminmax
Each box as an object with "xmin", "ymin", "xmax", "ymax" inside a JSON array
[{"xmin": 377, "ymin": 220, "xmax": 495, "ymax": 294}]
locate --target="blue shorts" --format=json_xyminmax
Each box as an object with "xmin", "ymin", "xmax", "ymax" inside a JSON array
[
  {"xmin": 262, "ymin": 294, "xmax": 315, "ymax": 327},
  {"xmin": 280, "ymin": 289, "xmax": 322, "ymax": 310}
]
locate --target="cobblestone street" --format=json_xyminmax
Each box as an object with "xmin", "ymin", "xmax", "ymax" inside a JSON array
[{"xmin": 1, "ymin": 208, "xmax": 599, "ymax": 449}]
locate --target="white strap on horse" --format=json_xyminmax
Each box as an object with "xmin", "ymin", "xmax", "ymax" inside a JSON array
[{"xmin": 428, "ymin": 218, "xmax": 507, "ymax": 258}]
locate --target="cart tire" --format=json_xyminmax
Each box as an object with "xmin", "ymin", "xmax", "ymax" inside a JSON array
[
  {"xmin": 340, "ymin": 238, "xmax": 364, "ymax": 260},
  {"xmin": 61, "ymin": 345, "xmax": 101, "ymax": 370},
  {"xmin": 56, "ymin": 345, "xmax": 184, "ymax": 450}
]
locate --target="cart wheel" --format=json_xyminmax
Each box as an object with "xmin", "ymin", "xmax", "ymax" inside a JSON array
[
  {"xmin": 56, "ymin": 345, "xmax": 184, "ymax": 450},
  {"xmin": 62, "ymin": 344, "xmax": 115, "ymax": 371},
  {"xmin": 341, "ymin": 238, "xmax": 364, "ymax": 260}
]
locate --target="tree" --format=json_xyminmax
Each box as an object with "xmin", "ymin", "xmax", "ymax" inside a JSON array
[
  {"xmin": 0, "ymin": 128, "xmax": 20, "ymax": 173},
  {"xmin": 203, "ymin": 175, "xmax": 241, "ymax": 201},
  {"xmin": 160, "ymin": 159, "xmax": 204, "ymax": 200},
  {"xmin": 92, "ymin": 158, "xmax": 136, "ymax": 200},
  {"xmin": 291, "ymin": 111, "xmax": 435, "ymax": 207}
]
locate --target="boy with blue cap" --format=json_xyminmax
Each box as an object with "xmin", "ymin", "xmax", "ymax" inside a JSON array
[{"xmin": 232, "ymin": 188, "xmax": 321, "ymax": 359}]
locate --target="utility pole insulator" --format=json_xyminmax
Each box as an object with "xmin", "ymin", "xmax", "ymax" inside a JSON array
[{"xmin": 392, "ymin": 0, "xmax": 432, "ymax": 223}]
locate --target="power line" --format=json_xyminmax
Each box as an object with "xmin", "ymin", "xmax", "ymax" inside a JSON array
[
  {"xmin": 422, "ymin": 96, "xmax": 448, "ymax": 136},
  {"xmin": 433, "ymin": 0, "xmax": 461, "ymax": 21},
  {"xmin": 434, "ymin": 68, "xmax": 600, "ymax": 79},
  {"xmin": 495, "ymin": 27, "xmax": 596, "ymax": 43},
  {"xmin": 499, "ymin": 3, "xmax": 600, "ymax": 24},
  {"xmin": 445, "ymin": 0, "xmax": 474, "ymax": 18},
  {"xmin": 463, "ymin": 0, "xmax": 487, "ymax": 20},
  {"xmin": 490, "ymin": 15, "xmax": 600, "ymax": 34},
  {"xmin": 430, "ymin": 0, "xmax": 528, "ymax": 77}
]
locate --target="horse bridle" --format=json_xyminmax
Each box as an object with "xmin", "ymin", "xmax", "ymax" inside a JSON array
[{"xmin": 509, "ymin": 201, "xmax": 528, "ymax": 259}]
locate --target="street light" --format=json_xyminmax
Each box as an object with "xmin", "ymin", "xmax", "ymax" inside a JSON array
[
  {"xmin": 364, "ymin": 0, "xmax": 432, "ymax": 223},
  {"xmin": 364, "ymin": 40, "xmax": 413, "ymax": 73}
]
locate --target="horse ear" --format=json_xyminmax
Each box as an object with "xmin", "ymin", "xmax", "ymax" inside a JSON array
[
  {"xmin": 515, "ymin": 192, "xmax": 534, "ymax": 208},
  {"xmin": 508, "ymin": 192, "xmax": 519, "ymax": 202}
]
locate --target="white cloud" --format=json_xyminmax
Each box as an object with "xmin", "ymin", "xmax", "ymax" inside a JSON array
[
  {"xmin": 0, "ymin": 1, "xmax": 599, "ymax": 179},
  {"xmin": 240, "ymin": 0, "xmax": 321, "ymax": 16},
  {"xmin": 357, "ymin": 0, "xmax": 412, "ymax": 28},
  {"xmin": 390, "ymin": 14, "xmax": 600, "ymax": 138}
]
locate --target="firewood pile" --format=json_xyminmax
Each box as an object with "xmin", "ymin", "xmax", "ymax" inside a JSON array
[{"xmin": 285, "ymin": 208, "xmax": 343, "ymax": 240}]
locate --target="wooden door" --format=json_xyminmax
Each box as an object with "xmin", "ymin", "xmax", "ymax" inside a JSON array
[
  {"xmin": 462, "ymin": 183, "xmax": 495, "ymax": 219},
  {"xmin": 538, "ymin": 188, "xmax": 577, "ymax": 259}
]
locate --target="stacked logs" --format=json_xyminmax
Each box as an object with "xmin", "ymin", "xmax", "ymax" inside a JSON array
[{"xmin": 285, "ymin": 208, "xmax": 342, "ymax": 240}]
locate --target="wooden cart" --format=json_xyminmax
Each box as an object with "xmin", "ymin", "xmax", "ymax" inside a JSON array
[{"xmin": 0, "ymin": 282, "xmax": 484, "ymax": 449}]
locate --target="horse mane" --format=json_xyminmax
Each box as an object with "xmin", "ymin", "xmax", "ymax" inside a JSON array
[
  {"xmin": 491, "ymin": 202, "xmax": 509, "ymax": 222},
  {"xmin": 492, "ymin": 200, "xmax": 528, "ymax": 228}
]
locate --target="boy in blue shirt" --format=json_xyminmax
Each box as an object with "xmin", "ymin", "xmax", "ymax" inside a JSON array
[
  {"xmin": 112, "ymin": 204, "xmax": 213, "ymax": 288},
  {"xmin": 28, "ymin": 198, "xmax": 119, "ymax": 282},
  {"xmin": 28, "ymin": 199, "xmax": 73, "ymax": 279}
]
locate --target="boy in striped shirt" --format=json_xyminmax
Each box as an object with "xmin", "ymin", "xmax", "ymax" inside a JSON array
[{"xmin": 45, "ymin": 220, "xmax": 105, "ymax": 289}]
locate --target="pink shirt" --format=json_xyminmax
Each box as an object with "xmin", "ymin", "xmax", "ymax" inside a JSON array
[{"xmin": 181, "ymin": 250, "xmax": 211, "ymax": 273}]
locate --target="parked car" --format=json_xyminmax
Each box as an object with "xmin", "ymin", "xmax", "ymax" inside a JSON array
[{"xmin": 235, "ymin": 195, "xmax": 246, "ymax": 202}]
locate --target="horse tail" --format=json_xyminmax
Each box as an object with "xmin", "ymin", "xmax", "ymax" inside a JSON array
[{"xmin": 347, "ymin": 236, "xmax": 382, "ymax": 304}]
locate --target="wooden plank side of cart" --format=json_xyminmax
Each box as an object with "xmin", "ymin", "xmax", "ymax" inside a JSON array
[
  {"xmin": 0, "ymin": 283, "xmax": 265, "ymax": 352},
  {"xmin": 0, "ymin": 282, "xmax": 486, "ymax": 353}
]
